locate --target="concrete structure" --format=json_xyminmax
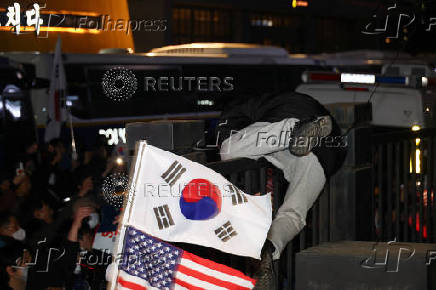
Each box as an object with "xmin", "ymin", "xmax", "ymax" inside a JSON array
[{"xmin": 296, "ymin": 241, "xmax": 436, "ymax": 290}]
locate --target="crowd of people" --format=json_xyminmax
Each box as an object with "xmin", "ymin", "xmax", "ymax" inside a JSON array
[{"xmin": 0, "ymin": 136, "xmax": 126, "ymax": 290}]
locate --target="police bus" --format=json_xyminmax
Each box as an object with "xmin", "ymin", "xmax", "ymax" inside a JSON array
[
  {"xmin": 2, "ymin": 43, "xmax": 386, "ymax": 150},
  {"xmin": 296, "ymin": 63, "xmax": 436, "ymax": 129}
]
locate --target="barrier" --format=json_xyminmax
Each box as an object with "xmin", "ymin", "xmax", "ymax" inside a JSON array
[{"xmin": 207, "ymin": 157, "xmax": 331, "ymax": 290}]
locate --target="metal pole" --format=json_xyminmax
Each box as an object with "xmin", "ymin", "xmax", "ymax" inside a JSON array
[
  {"xmin": 68, "ymin": 108, "xmax": 77, "ymax": 161},
  {"xmin": 0, "ymin": 84, "xmax": 6, "ymax": 129}
]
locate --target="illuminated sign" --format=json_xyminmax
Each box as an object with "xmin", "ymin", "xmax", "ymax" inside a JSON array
[
  {"xmin": 291, "ymin": 0, "xmax": 308, "ymax": 8},
  {"xmin": 99, "ymin": 128, "xmax": 126, "ymax": 145},
  {"xmin": 0, "ymin": 3, "xmax": 167, "ymax": 36},
  {"xmin": 2, "ymin": 3, "xmax": 43, "ymax": 35},
  {"xmin": 0, "ymin": 3, "xmax": 101, "ymax": 36}
]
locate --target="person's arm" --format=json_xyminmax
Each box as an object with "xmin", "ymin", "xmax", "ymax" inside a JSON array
[
  {"xmin": 102, "ymin": 157, "xmax": 115, "ymax": 178},
  {"xmin": 50, "ymin": 150, "xmax": 62, "ymax": 167},
  {"xmin": 26, "ymin": 207, "xmax": 91, "ymax": 289},
  {"xmin": 67, "ymin": 206, "xmax": 93, "ymax": 242},
  {"xmin": 63, "ymin": 206, "xmax": 93, "ymax": 289}
]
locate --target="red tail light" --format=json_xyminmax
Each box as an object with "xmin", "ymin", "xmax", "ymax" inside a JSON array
[{"xmin": 343, "ymin": 87, "xmax": 369, "ymax": 92}]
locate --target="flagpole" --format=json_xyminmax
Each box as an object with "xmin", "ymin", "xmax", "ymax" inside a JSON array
[
  {"xmin": 68, "ymin": 107, "xmax": 77, "ymax": 161},
  {"xmin": 109, "ymin": 141, "xmax": 147, "ymax": 289}
]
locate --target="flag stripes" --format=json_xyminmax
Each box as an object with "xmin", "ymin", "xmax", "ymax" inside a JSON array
[
  {"xmin": 181, "ymin": 252, "xmax": 256, "ymax": 287},
  {"xmin": 117, "ymin": 277, "xmax": 146, "ymax": 290},
  {"xmin": 116, "ymin": 256, "xmax": 255, "ymax": 290},
  {"xmin": 115, "ymin": 227, "xmax": 256, "ymax": 289},
  {"xmin": 161, "ymin": 161, "xmax": 186, "ymax": 186},
  {"xmin": 173, "ymin": 278, "xmax": 199, "ymax": 290},
  {"xmin": 177, "ymin": 265, "xmax": 245, "ymax": 289},
  {"xmin": 173, "ymin": 251, "xmax": 255, "ymax": 290},
  {"xmin": 175, "ymin": 271, "xmax": 227, "ymax": 290},
  {"xmin": 117, "ymin": 271, "xmax": 154, "ymax": 290}
]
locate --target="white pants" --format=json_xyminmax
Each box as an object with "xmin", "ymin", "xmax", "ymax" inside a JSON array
[{"xmin": 220, "ymin": 119, "xmax": 326, "ymax": 260}]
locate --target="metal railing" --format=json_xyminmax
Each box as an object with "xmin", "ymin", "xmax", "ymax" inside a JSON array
[
  {"xmin": 371, "ymin": 128, "xmax": 436, "ymax": 243},
  {"xmin": 207, "ymin": 157, "xmax": 331, "ymax": 290}
]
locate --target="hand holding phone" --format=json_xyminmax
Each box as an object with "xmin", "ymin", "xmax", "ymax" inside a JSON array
[{"xmin": 15, "ymin": 162, "xmax": 24, "ymax": 176}]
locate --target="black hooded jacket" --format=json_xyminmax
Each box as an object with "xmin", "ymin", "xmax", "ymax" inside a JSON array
[{"xmin": 217, "ymin": 91, "xmax": 347, "ymax": 177}]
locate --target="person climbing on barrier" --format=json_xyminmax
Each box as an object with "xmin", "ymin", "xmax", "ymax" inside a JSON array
[{"xmin": 218, "ymin": 91, "xmax": 347, "ymax": 289}]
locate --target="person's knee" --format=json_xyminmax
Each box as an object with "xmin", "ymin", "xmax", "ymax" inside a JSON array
[
  {"xmin": 219, "ymin": 139, "xmax": 235, "ymax": 160},
  {"xmin": 276, "ymin": 209, "xmax": 307, "ymax": 231},
  {"xmin": 219, "ymin": 132, "xmax": 249, "ymax": 160},
  {"xmin": 291, "ymin": 210, "xmax": 307, "ymax": 231}
]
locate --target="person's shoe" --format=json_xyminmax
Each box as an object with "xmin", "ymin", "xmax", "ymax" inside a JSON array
[
  {"xmin": 253, "ymin": 240, "xmax": 277, "ymax": 290},
  {"xmin": 289, "ymin": 115, "xmax": 332, "ymax": 156}
]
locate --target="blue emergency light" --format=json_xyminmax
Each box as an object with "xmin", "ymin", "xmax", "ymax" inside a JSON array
[{"xmin": 375, "ymin": 76, "xmax": 408, "ymax": 84}]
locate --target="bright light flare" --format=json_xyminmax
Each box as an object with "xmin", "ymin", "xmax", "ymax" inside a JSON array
[
  {"xmin": 0, "ymin": 26, "xmax": 101, "ymax": 34},
  {"xmin": 412, "ymin": 125, "xmax": 421, "ymax": 131},
  {"xmin": 341, "ymin": 73, "xmax": 375, "ymax": 84}
]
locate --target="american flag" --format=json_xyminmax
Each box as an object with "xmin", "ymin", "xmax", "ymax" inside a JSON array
[{"xmin": 116, "ymin": 226, "xmax": 256, "ymax": 289}]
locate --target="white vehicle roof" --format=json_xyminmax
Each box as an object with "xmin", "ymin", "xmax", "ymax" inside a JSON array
[
  {"xmin": 0, "ymin": 43, "xmax": 391, "ymax": 66},
  {"xmin": 313, "ymin": 49, "xmax": 411, "ymax": 60},
  {"xmin": 381, "ymin": 63, "xmax": 434, "ymax": 77},
  {"xmin": 296, "ymin": 82, "xmax": 424, "ymax": 128},
  {"xmin": 147, "ymin": 43, "xmax": 289, "ymax": 57}
]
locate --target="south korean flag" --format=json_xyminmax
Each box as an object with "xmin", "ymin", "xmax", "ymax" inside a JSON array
[{"xmin": 121, "ymin": 141, "xmax": 272, "ymax": 259}]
